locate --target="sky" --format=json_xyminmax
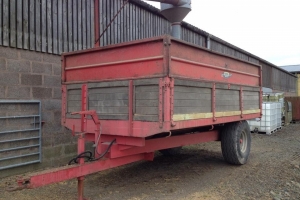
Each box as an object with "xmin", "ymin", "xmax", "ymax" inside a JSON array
[{"xmin": 143, "ymin": 0, "xmax": 300, "ymax": 66}]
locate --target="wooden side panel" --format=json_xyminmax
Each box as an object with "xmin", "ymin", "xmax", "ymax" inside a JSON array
[
  {"xmin": 215, "ymin": 89, "xmax": 240, "ymax": 112},
  {"xmin": 243, "ymin": 91, "xmax": 260, "ymax": 110},
  {"xmin": 174, "ymin": 86, "xmax": 212, "ymax": 114},
  {"xmin": 173, "ymin": 79, "xmax": 260, "ymax": 121},
  {"xmin": 88, "ymin": 81, "xmax": 129, "ymax": 120},
  {"xmin": 134, "ymin": 79, "xmax": 159, "ymax": 122},
  {"xmin": 172, "ymin": 79, "xmax": 212, "ymax": 121},
  {"xmin": 67, "ymin": 87, "xmax": 82, "ymax": 113}
]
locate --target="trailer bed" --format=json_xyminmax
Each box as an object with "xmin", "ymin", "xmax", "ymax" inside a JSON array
[{"xmin": 62, "ymin": 35, "xmax": 261, "ymax": 138}]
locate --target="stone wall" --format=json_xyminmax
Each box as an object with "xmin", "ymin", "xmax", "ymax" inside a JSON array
[{"xmin": 0, "ymin": 46, "xmax": 77, "ymax": 178}]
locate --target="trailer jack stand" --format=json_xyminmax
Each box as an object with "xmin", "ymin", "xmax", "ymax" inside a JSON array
[{"xmin": 78, "ymin": 176, "xmax": 86, "ymax": 200}]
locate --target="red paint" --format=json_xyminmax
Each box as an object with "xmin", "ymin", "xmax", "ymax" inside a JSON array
[{"xmin": 17, "ymin": 36, "xmax": 262, "ymax": 199}]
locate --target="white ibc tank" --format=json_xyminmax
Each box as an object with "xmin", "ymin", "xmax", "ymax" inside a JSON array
[{"xmin": 248, "ymin": 102, "xmax": 282, "ymax": 135}]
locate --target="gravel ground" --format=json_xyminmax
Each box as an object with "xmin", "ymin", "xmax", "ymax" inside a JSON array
[{"xmin": 1, "ymin": 123, "xmax": 300, "ymax": 200}]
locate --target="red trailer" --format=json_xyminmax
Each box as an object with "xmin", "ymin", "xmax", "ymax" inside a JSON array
[{"xmin": 13, "ymin": 35, "xmax": 262, "ymax": 199}]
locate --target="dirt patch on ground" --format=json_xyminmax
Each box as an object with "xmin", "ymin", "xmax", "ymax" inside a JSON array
[{"xmin": 1, "ymin": 123, "xmax": 300, "ymax": 200}]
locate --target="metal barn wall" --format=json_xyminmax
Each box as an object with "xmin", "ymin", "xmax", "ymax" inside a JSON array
[
  {"xmin": 97, "ymin": 0, "xmax": 254, "ymax": 63},
  {"xmin": 0, "ymin": 0, "xmax": 297, "ymax": 93},
  {"xmin": 0, "ymin": 0, "xmax": 94, "ymax": 55},
  {"xmin": 98, "ymin": 0, "xmax": 170, "ymax": 46}
]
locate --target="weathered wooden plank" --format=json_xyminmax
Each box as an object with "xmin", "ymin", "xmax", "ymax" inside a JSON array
[
  {"xmin": 136, "ymin": 100, "xmax": 158, "ymax": 107},
  {"xmin": 215, "ymin": 100, "xmax": 240, "ymax": 106},
  {"xmin": 175, "ymin": 79, "xmax": 212, "ymax": 88},
  {"xmin": 174, "ymin": 106, "xmax": 211, "ymax": 114},
  {"xmin": 9, "ymin": 0, "xmax": 16, "ymax": 47},
  {"xmin": 90, "ymin": 106, "xmax": 128, "ymax": 114},
  {"xmin": 134, "ymin": 115, "xmax": 158, "ymax": 122},
  {"xmin": 29, "ymin": 0, "xmax": 35, "ymax": 50},
  {"xmin": 86, "ymin": 0, "xmax": 91, "ymax": 48},
  {"xmin": 88, "ymin": 81, "xmax": 128, "ymax": 88},
  {"xmin": 135, "ymin": 107, "xmax": 158, "ymax": 115},
  {"xmin": 216, "ymin": 105, "xmax": 240, "ymax": 111},
  {"xmin": 174, "ymin": 93, "xmax": 212, "ymax": 100},
  {"xmin": 215, "ymin": 84, "xmax": 240, "ymax": 90},
  {"xmin": 52, "ymin": 0, "xmax": 58, "ymax": 54},
  {"xmin": 243, "ymin": 87, "xmax": 260, "ymax": 92},
  {"xmin": 215, "ymin": 94, "xmax": 240, "ymax": 101},
  {"xmin": 62, "ymin": 0, "xmax": 68, "ymax": 52},
  {"xmin": 77, "ymin": 0, "xmax": 82, "ymax": 49},
  {"xmin": 67, "ymin": 89, "xmax": 81, "ymax": 95},
  {"xmin": 135, "ymin": 92, "xmax": 159, "ymax": 100},
  {"xmin": 57, "ymin": 0, "xmax": 63, "ymax": 54},
  {"xmin": 67, "ymin": 100, "xmax": 81, "ymax": 107},
  {"xmin": 66, "ymin": 84, "xmax": 83, "ymax": 90},
  {"xmin": 89, "ymin": 99, "xmax": 128, "ymax": 107},
  {"xmin": 67, "ymin": 0, "xmax": 73, "ymax": 51},
  {"xmin": 97, "ymin": 114, "xmax": 128, "ymax": 120},
  {"xmin": 243, "ymin": 95, "xmax": 259, "ymax": 101},
  {"xmin": 67, "ymin": 106, "xmax": 82, "ymax": 113},
  {"xmin": 46, "ymin": 0, "xmax": 52, "ymax": 53},
  {"xmin": 174, "ymin": 100, "xmax": 211, "ymax": 107},
  {"xmin": 67, "ymin": 94, "xmax": 81, "ymax": 100},
  {"xmin": 16, "ymin": 1, "xmax": 23, "ymax": 48},
  {"xmin": 135, "ymin": 86, "xmax": 158, "ymax": 93},
  {"xmin": 89, "ymin": 87, "xmax": 128, "ymax": 94},
  {"xmin": 82, "ymin": 0, "xmax": 87, "ymax": 49},
  {"xmin": 133, "ymin": 78, "xmax": 159, "ymax": 86},
  {"xmin": 89, "ymin": 93, "xmax": 128, "ymax": 101},
  {"xmin": 35, "ymin": 0, "xmax": 41, "ymax": 51},
  {"xmin": 244, "ymin": 104, "xmax": 259, "ymax": 110},
  {"xmin": 72, "ymin": 0, "xmax": 77, "ymax": 51},
  {"xmin": 174, "ymin": 86, "xmax": 211, "ymax": 94},
  {"xmin": 243, "ymin": 91, "xmax": 260, "ymax": 96},
  {"xmin": 216, "ymin": 89, "xmax": 239, "ymax": 95},
  {"xmin": 41, "ymin": 0, "xmax": 47, "ymax": 52}
]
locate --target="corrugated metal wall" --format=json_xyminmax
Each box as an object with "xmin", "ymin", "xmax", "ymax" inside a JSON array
[
  {"xmin": 0, "ymin": 0, "xmax": 94, "ymax": 54},
  {"xmin": 0, "ymin": 0, "xmax": 296, "ymax": 93},
  {"xmin": 98, "ymin": 0, "xmax": 170, "ymax": 46}
]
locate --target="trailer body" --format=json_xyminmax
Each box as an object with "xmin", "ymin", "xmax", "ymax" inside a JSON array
[
  {"xmin": 62, "ymin": 36, "xmax": 262, "ymax": 138},
  {"xmin": 13, "ymin": 36, "xmax": 262, "ymax": 199}
]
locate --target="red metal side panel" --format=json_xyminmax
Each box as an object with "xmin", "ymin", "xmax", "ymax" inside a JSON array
[
  {"xmin": 63, "ymin": 37, "xmax": 167, "ymax": 82},
  {"xmin": 169, "ymin": 41, "xmax": 260, "ymax": 87}
]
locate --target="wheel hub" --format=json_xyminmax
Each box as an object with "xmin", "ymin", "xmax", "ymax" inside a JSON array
[{"xmin": 240, "ymin": 131, "xmax": 248, "ymax": 153}]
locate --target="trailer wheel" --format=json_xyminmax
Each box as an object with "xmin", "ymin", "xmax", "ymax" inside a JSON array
[
  {"xmin": 159, "ymin": 147, "xmax": 182, "ymax": 156},
  {"xmin": 221, "ymin": 121, "xmax": 251, "ymax": 165}
]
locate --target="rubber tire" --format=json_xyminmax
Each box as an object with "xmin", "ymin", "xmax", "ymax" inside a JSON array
[
  {"xmin": 221, "ymin": 121, "xmax": 251, "ymax": 165},
  {"xmin": 159, "ymin": 147, "xmax": 182, "ymax": 156}
]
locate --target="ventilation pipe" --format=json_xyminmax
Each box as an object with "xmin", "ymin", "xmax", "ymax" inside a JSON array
[{"xmin": 146, "ymin": 0, "xmax": 191, "ymax": 39}]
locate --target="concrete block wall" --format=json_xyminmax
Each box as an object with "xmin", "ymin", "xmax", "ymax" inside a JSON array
[{"xmin": 0, "ymin": 46, "xmax": 78, "ymax": 178}]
